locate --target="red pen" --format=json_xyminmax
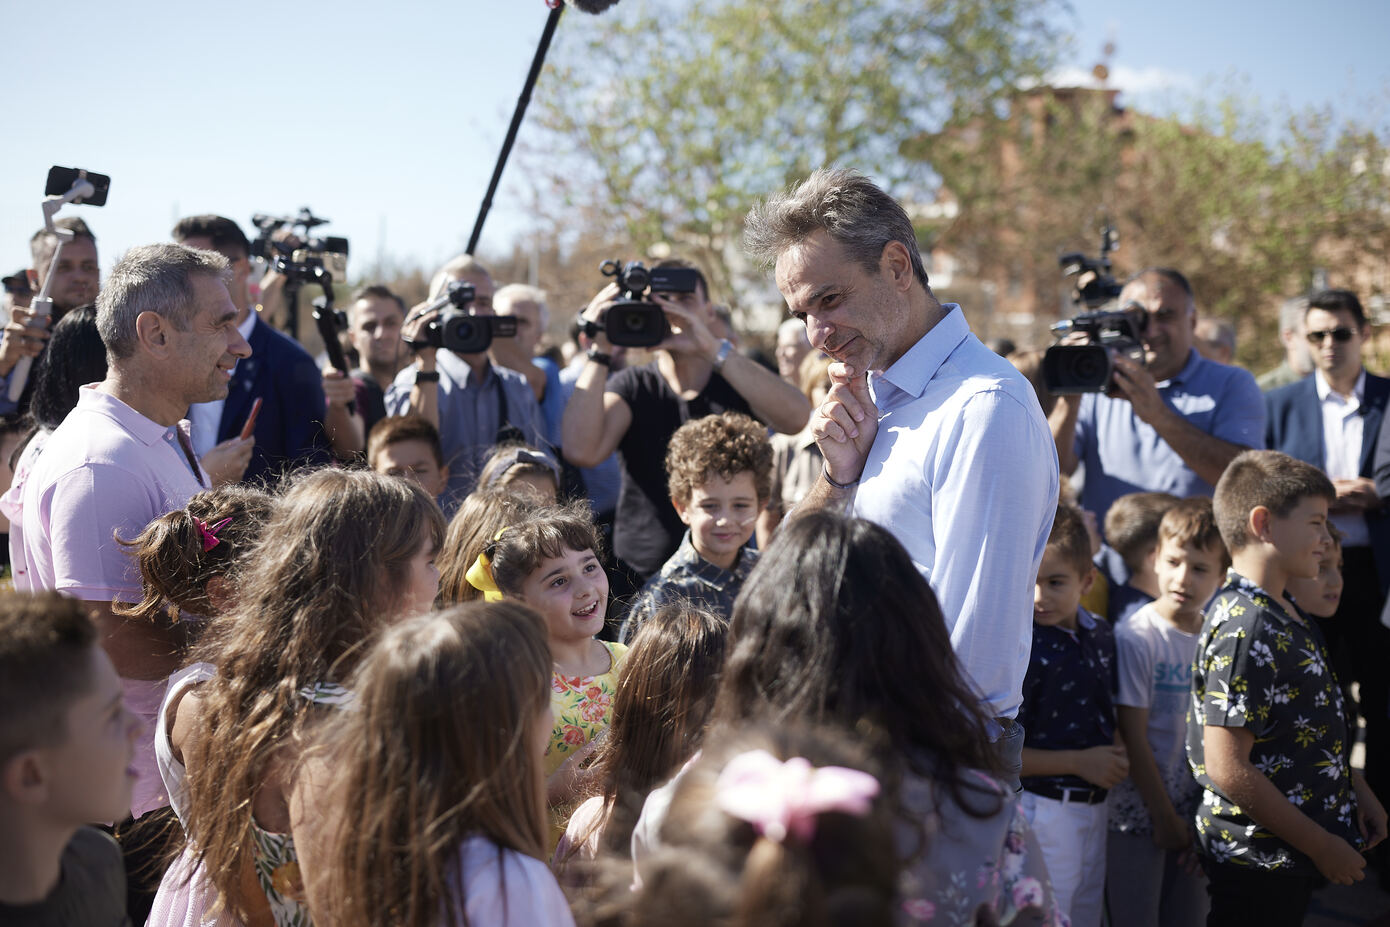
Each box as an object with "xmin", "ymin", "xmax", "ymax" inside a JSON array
[{"xmin": 239, "ymin": 398, "xmax": 263, "ymax": 441}]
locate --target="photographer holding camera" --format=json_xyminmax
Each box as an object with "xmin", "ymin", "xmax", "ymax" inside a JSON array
[
  {"xmin": 0, "ymin": 218, "xmax": 100, "ymax": 417},
  {"xmin": 1049, "ymin": 268, "xmax": 1265, "ymax": 523},
  {"xmin": 387, "ymin": 254, "xmax": 544, "ymax": 509},
  {"xmin": 561, "ymin": 258, "xmax": 809, "ymax": 594}
]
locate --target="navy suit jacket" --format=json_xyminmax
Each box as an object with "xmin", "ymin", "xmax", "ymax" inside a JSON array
[
  {"xmin": 218, "ymin": 317, "xmax": 333, "ymax": 486},
  {"xmin": 1265, "ymin": 371, "xmax": 1390, "ymax": 595}
]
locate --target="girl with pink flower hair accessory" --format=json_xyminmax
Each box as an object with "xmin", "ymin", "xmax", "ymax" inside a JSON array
[{"xmin": 715, "ymin": 749, "xmax": 880, "ymax": 843}]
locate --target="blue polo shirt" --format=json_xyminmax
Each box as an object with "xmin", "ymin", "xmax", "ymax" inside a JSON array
[{"xmin": 1074, "ymin": 348, "xmax": 1264, "ymax": 520}]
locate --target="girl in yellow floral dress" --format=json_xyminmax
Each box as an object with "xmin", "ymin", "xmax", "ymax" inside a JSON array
[{"xmin": 470, "ymin": 503, "xmax": 627, "ymax": 835}]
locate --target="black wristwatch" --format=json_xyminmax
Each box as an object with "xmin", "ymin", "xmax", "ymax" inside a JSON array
[
  {"xmin": 587, "ymin": 346, "xmax": 612, "ymax": 367},
  {"xmin": 414, "ymin": 369, "xmax": 441, "ymax": 384}
]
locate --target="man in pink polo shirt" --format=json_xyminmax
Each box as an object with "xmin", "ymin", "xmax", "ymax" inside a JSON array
[{"xmin": 20, "ymin": 243, "xmax": 252, "ymax": 820}]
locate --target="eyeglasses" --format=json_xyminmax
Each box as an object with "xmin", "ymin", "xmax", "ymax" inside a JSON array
[{"xmin": 1306, "ymin": 327, "xmax": 1356, "ymax": 345}]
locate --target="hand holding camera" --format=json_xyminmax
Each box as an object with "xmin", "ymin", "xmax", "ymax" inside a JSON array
[{"xmin": 402, "ymin": 281, "xmax": 517, "ymax": 356}]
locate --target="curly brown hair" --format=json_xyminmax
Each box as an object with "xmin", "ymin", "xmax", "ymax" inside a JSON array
[{"xmin": 665, "ymin": 412, "xmax": 773, "ymax": 507}]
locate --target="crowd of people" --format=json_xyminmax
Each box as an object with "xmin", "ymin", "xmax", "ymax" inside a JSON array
[{"xmin": 0, "ymin": 166, "xmax": 1388, "ymax": 927}]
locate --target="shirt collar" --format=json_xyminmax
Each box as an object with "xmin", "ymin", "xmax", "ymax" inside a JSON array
[
  {"xmin": 673, "ymin": 530, "xmax": 750, "ymax": 586},
  {"xmin": 77, "ymin": 385, "xmax": 176, "ymax": 448},
  {"xmin": 873, "ymin": 304, "xmax": 969, "ymax": 399},
  {"xmin": 239, "ymin": 310, "xmax": 258, "ymax": 342},
  {"xmin": 1159, "ymin": 348, "xmax": 1203, "ymax": 387},
  {"xmin": 1313, "ymin": 368, "xmax": 1365, "ymax": 404}
]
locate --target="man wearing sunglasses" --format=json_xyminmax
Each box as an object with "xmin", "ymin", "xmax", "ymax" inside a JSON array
[{"xmin": 1265, "ymin": 288, "xmax": 1390, "ymax": 819}]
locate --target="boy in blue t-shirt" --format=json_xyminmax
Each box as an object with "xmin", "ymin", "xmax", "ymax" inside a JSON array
[
  {"xmin": 1190, "ymin": 450, "xmax": 1388, "ymax": 926},
  {"xmin": 1018, "ymin": 502, "xmax": 1126, "ymax": 927}
]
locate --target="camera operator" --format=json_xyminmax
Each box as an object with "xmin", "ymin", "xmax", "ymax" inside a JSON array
[
  {"xmin": 1049, "ymin": 267, "xmax": 1265, "ymax": 523},
  {"xmin": 171, "ymin": 215, "xmax": 339, "ymax": 485},
  {"xmin": 561, "ymin": 258, "xmax": 810, "ymax": 594},
  {"xmin": 0, "ymin": 218, "xmax": 100, "ymax": 417},
  {"xmin": 386, "ymin": 254, "xmax": 544, "ymax": 509}
]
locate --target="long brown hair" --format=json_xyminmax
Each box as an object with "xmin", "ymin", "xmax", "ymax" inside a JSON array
[
  {"xmin": 435, "ymin": 486, "xmax": 538, "ymax": 605},
  {"xmin": 305, "ymin": 602, "xmax": 552, "ymax": 927},
  {"xmin": 580, "ymin": 605, "xmax": 727, "ymax": 859},
  {"xmin": 713, "ymin": 512, "xmax": 999, "ymax": 810},
  {"xmin": 181, "ymin": 468, "xmax": 446, "ymax": 919}
]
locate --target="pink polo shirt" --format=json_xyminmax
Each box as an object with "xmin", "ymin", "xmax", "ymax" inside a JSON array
[{"xmin": 21, "ymin": 385, "xmax": 207, "ymax": 817}]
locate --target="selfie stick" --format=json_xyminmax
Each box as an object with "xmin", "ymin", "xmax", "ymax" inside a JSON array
[{"xmin": 8, "ymin": 177, "xmax": 96, "ymax": 402}]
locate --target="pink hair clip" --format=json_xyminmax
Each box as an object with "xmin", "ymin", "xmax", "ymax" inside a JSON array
[
  {"xmin": 194, "ymin": 516, "xmax": 233, "ymax": 553},
  {"xmin": 715, "ymin": 749, "xmax": 880, "ymax": 843}
]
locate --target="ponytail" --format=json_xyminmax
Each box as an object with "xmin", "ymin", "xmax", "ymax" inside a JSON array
[{"xmin": 114, "ymin": 485, "xmax": 275, "ymax": 623}]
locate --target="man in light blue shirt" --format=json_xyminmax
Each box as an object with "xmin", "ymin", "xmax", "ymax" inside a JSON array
[
  {"xmin": 746, "ymin": 168, "xmax": 1059, "ymax": 790},
  {"xmin": 1049, "ymin": 268, "xmax": 1265, "ymax": 526}
]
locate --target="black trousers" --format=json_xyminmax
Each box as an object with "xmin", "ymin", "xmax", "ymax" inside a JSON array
[{"xmin": 1203, "ymin": 861, "xmax": 1322, "ymax": 927}]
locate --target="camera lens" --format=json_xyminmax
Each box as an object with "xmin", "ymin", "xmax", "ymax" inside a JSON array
[{"xmin": 1073, "ymin": 351, "xmax": 1105, "ymax": 382}]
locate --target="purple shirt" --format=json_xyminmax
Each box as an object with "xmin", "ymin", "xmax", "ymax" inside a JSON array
[{"xmin": 22, "ymin": 386, "xmax": 207, "ymax": 600}]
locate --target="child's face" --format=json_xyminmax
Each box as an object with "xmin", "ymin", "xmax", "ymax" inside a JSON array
[
  {"xmin": 1033, "ymin": 545, "xmax": 1092, "ymax": 630},
  {"xmin": 1264, "ymin": 495, "xmax": 1331, "ymax": 580},
  {"xmin": 1153, "ymin": 536, "xmax": 1225, "ymax": 621},
  {"xmin": 1286, "ymin": 546, "xmax": 1344, "ymax": 619},
  {"xmin": 40, "ymin": 646, "xmax": 142, "ymax": 824},
  {"xmin": 673, "ymin": 470, "xmax": 761, "ymax": 571},
  {"xmin": 518, "ymin": 546, "xmax": 609, "ymax": 645},
  {"xmin": 374, "ymin": 439, "xmax": 449, "ymax": 499},
  {"xmin": 394, "ymin": 537, "xmax": 440, "ymax": 621}
]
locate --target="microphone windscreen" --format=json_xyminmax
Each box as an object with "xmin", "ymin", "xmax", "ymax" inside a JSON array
[{"xmin": 566, "ymin": 0, "xmax": 621, "ymax": 12}]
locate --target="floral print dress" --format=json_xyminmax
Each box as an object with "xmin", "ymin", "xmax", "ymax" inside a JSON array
[{"xmin": 545, "ymin": 640, "xmax": 627, "ymax": 776}]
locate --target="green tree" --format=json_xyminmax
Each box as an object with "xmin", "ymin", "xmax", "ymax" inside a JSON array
[{"xmin": 527, "ymin": 0, "xmax": 1062, "ymax": 308}]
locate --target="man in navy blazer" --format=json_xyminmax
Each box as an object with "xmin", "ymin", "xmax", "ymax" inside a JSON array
[
  {"xmin": 1266, "ymin": 288, "xmax": 1390, "ymax": 803},
  {"xmin": 174, "ymin": 216, "xmax": 333, "ymax": 486}
]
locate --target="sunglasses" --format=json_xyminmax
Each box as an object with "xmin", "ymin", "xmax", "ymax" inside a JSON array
[{"xmin": 1306, "ymin": 327, "xmax": 1356, "ymax": 345}]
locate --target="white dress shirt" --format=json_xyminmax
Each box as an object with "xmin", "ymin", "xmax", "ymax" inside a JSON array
[{"xmin": 1316, "ymin": 368, "xmax": 1370, "ymax": 547}]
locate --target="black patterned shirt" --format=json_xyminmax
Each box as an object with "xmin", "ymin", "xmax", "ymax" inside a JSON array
[
  {"xmin": 1018, "ymin": 607, "xmax": 1118, "ymax": 794},
  {"xmin": 617, "ymin": 530, "xmax": 755, "ymax": 642},
  {"xmin": 1186, "ymin": 570, "xmax": 1358, "ymax": 874}
]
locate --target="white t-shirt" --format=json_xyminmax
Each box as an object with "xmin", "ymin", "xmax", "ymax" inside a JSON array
[
  {"xmin": 452, "ymin": 835, "xmax": 575, "ymax": 927},
  {"xmin": 1108, "ymin": 603, "xmax": 1203, "ymax": 834}
]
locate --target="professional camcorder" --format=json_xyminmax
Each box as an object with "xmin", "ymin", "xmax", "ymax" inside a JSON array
[
  {"xmin": 1042, "ymin": 223, "xmax": 1147, "ymax": 394},
  {"xmin": 404, "ymin": 280, "xmax": 518, "ymax": 355},
  {"xmin": 251, "ymin": 209, "xmax": 349, "ymax": 282},
  {"xmin": 580, "ymin": 259, "xmax": 701, "ymax": 348}
]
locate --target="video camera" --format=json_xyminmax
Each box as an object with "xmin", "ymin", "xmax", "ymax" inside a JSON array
[
  {"xmin": 580, "ymin": 259, "xmax": 701, "ymax": 348},
  {"xmin": 251, "ymin": 208, "xmax": 349, "ymax": 282},
  {"xmin": 404, "ymin": 280, "xmax": 517, "ymax": 355},
  {"xmin": 1042, "ymin": 223, "xmax": 1147, "ymax": 394}
]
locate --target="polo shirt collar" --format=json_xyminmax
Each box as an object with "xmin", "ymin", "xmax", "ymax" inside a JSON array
[
  {"xmin": 874, "ymin": 303, "xmax": 969, "ymax": 400},
  {"xmin": 1159, "ymin": 348, "xmax": 1202, "ymax": 388},
  {"xmin": 77, "ymin": 385, "xmax": 173, "ymax": 447},
  {"xmin": 1314, "ymin": 368, "xmax": 1365, "ymax": 404}
]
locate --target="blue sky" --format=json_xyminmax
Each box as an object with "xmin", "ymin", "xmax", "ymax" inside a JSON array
[{"xmin": 4, "ymin": 0, "xmax": 1387, "ymax": 282}]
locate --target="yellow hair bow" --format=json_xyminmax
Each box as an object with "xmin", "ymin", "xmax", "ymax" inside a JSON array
[{"xmin": 465, "ymin": 529, "xmax": 509, "ymax": 602}]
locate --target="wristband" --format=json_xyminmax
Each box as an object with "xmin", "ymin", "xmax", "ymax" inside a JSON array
[
  {"xmin": 587, "ymin": 346, "xmax": 612, "ymax": 367},
  {"xmin": 822, "ymin": 462, "xmax": 859, "ymax": 490},
  {"xmin": 712, "ymin": 338, "xmax": 734, "ymax": 372},
  {"xmin": 414, "ymin": 369, "xmax": 441, "ymax": 384}
]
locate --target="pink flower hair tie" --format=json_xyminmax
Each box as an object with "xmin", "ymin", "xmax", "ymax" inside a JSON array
[
  {"xmin": 715, "ymin": 749, "xmax": 880, "ymax": 843},
  {"xmin": 194, "ymin": 516, "xmax": 233, "ymax": 553}
]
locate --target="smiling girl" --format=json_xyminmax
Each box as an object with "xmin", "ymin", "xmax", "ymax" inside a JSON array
[{"xmin": 470, "ymin": 504, "xmax": 626, "ymax": 823}]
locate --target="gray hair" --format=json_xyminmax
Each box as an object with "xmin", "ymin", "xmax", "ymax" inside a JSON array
[
  {"xmin": 744, "ymin": 168, "xmax": 928, "ymax": 287},
  {"xmin": 494, "ymin": 283, "xmax": 550, "ymax": 331},
  {"xmin": 97, "ymin": 244, "xmax": 230, "ymax": 359}
]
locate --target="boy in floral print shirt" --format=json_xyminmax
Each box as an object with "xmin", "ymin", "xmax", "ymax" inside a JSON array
[{"xmin": 1190, "ymin": 450, "xmax": 1387, "ymax": 926}]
